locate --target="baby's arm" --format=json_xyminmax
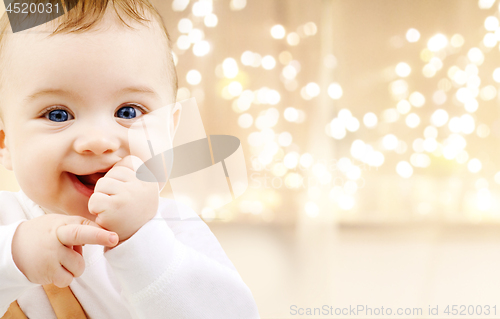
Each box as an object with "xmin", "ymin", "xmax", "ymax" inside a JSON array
[
  {"xmin": 103, "ymin": 202, "xmax": 260, "ymax": 319},
  {"xmin": 0, "ymin": 215, "xmax": 118, "ymax": 316},
  {"xmin": 89, "ymin": 155, "xmax": 259, "ymax": 318},
  {"xmin": 0, "ymin": 221, "xmax": 36, "ymax": 317}
]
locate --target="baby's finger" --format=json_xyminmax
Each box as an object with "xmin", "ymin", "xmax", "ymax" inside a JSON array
[
  {"xmin": 88, "ymin": 192, "xmax": 111, "ymax": 215},
  {"xmin": 103, "ymin": 166, "xmax": 135, "ymax": 183},
  {"xmin": 57, "ymin": 224, "xmax": 118, "ymax": 247},
  {"xmin": 52, "ymin": 267, "xmax": 74, "ymax": 288},
  {"xmin": 66, "ymin": 215, "xmax": 106, "ymax": 229},
  {"xmin": 94, "ymin": 177, "xmax": 124, "ymax": 196},
  {"xmin": 59, "ymin": 247, "xmax": 85, "ymax": 277},
  {"xmin": 112, "ymin": 155, "xmax": 138, "ymax": 172},
  {"xmin": 115, "ymin": 155, "xmax": 152, "ymax": 175},
  {"xmin": 113, "ymin": 155, "xmax": 159, "ymax": 186}
]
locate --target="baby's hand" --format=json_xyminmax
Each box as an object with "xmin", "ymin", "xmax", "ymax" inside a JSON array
[
  {"xmin": 11, "ymin": 214, "xmax": 118, "ymax": 288},
  {"xmin": 88, "ymin": 155, "xmax": 159, "ymax": 242}
]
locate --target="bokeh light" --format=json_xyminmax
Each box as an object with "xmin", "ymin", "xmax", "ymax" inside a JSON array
[
  {"xmin": 230, "ymin": 0, "xmax": 247, "ymax": 10},
  {"xmin": 271, "ymin": 25, "xmax": 286, "ymax": 39},
  {"xmin": 396, "ymin": 161, "xmax": 413, "ymax": 178},
  {"xmin": 204, "ymin": 13, "xmax": 218, "ymax": 27},
  {"xmin": 262, "ymin": 55, "xmax": 276, "ymax": 70},
  {"xmin": 468, "ymin": 158, "xmax": 482, "ymax": 173},
  {"xmin": 186, "ymin": 69, "xmax": 202, "ymax": 85},
  {"xmin": 193, "ymin": 41, "xmax": 210, "ymax": 56},
  {"xmin": 406, "ymin": 28, "xmax": 420, "ymax": 42},
  {"xmin": 287, "ymin": 32, "xmax": 300, "ymax": 46},
  {"xmin": 395, "ymin": 62, "xmax": 411, "ymax": 77},
  {"xmin": 223, "ymin": 58, "xmax": 239, "ymax": 78},
  {"xmin": 363, "ymin": 112, "xmax": 378, "ymax": 128},
  {"xmin": 427, "ymin": 33, "xmax": 448, "ymax": 51},
  {"xmin": 328, "ymin": 83, "xmax": 343, "ymax": 99},
  {"xmin": 178, "ymin": 18, "xmax": 193, "ymax": 34}
]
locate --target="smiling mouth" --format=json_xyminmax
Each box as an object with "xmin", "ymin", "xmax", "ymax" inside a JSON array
[{"xmin": 75, "ymin": 172, "xmax": 107, "ymax": 190}]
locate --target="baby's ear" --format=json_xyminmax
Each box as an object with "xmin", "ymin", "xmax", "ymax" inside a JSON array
[
  {"xmin": 169, "ymin": 102, "xmax": 182, "ymax": 140},
  {"xmin": 0, "ymin": 119, "xmax": 12, "ymax": 171}
]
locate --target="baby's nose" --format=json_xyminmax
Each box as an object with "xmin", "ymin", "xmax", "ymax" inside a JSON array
[{"xmin": 73, "ymin": 129, "xmax": 120, "ymax": 155}]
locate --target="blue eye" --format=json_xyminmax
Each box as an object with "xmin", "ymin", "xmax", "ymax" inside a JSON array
[
  {"xmin": 46, "ymin": 109, "xmax": 72, "ymax": 122},
  {"xmin": 116, "ymin": 105, "xmax": 143, "ymax": 119}
]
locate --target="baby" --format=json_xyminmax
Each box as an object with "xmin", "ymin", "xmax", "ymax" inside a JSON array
[{"xmin": 0, "ymin": 0, "xmax": 259, "ymax": 318}]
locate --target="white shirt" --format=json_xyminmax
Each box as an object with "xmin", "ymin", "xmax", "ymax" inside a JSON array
[{"xmin": 0, "ymin": 191, "xmax": 260, "ymax": 319}]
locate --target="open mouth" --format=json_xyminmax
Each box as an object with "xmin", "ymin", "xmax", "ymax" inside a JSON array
[
  {"xmin": 75, "ymin": 173, "xmax": 107, "ymax": 190},
  {"xmin": 68, "ymin": 166, "xmax": 114, "ymax": 197}
]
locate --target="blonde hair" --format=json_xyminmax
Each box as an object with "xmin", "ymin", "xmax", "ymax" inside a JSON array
[{"xmin": 0, "ymin": 0, "xmax": 177, "ymax": 105}]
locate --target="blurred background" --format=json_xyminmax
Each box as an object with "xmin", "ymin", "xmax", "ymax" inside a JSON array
[{"xmin": 4, "ymin": 0, "xmax": 500, "ymax": 317}]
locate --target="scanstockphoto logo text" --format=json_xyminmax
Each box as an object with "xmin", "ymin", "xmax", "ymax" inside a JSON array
[
  {"xmin": 290, "ymin": 304, "xmax": 423, "ymax": 317},
  {"xmin": 290, "ymin": 304, "xmax": 500, "ymax": 317}
]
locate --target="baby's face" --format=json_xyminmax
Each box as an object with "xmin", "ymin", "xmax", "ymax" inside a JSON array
[{"xmin": 0, "ymin": 10, "xmax": 177, "ymax": 220}]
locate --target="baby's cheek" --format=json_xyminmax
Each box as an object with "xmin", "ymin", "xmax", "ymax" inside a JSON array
[
  {"xmin": 126, "ymin": 113, "xmax": 174, "ymax": 190},
  {"xmin": 128, "ymin": 110, "xmax": 174, "ymax": 158}
]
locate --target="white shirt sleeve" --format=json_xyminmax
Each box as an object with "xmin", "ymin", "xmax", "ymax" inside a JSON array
[
  {"xmin": 0, "ymin": 220, "xmax": 39, "ymax": 317},
  {"xmin": 103, "ymin": 199, "xmax": 260, "ymax": 319}
]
